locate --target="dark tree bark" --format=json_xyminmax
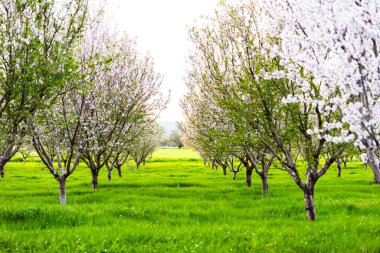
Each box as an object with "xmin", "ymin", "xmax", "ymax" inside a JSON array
[
  {"xmin": 337, "ymin": 159, "xmax": 342, "ymax": 177},
  {"xmin": 107, "ymin": 169, "xmax": 112, "ymax": 181},
  {"xmin": 82, "ymin": 154, "xmax": 104, "ymax": 190},
  {"xmin": 261, "ymin": 173, "xmax": 268, "ymax": 197},
  {"xmin": 0, "ymin": 164, "xmax": 4, "ymax": 178},
  {"xmin": 245, "ymin": 167, "xmax": 253, "ymax": 187},
  {"xmin": 304, "ymin": 188, "xmax": 316, "ymax": 221},
  {"xmin": 239, "ymin": 156, "xmax": 254, "ymax": 188},
  {"xmin": 92, "ymin": 169, "xmax": 99, "ymax": 190},
  {"xmin": 243, "ymin": 152, "xmax": 273, "ymax": 194},
  {"xmin": 116, "ymin": 165, "xmax": 122, "ymax": 177},
  {"xmin": 216, "ymin": 160, "xmax": 228, "ymax": 176}
]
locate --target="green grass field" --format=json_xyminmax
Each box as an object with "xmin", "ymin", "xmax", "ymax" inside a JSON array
[{"xmin": 0, "ymin": 148, "xmax": 379, "ymax": 252}]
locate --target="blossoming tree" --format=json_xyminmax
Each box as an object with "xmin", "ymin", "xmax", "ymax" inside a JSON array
[
  {"xmin": 0, "ymin": 0, "xmax": 87, "ymax": 178},
  {"xmin": 183, "ymin": 1, "xmax": 346, "ymax": 220},
  {"xmin": 260, "ymin": 0, "xmax": 380, "ymax": 183},
  {"xmin": 80, "ymin": 30, "xmax": 167, "ymax": 189}
]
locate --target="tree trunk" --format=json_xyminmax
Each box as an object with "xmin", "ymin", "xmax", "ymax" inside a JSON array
[
  {"xmin": 261, "ymin": 174, "xmax": 268, "ymax": 197},
  {"xmin": 92, "ymin": 169, "xmax": 99, "ymax": 190},
  {"xmin": 245, "ymin": 168, "xmax": 253, "ymax": 187},
  {"xmin": 136, "ymin": 162, "xmax": 140, "ymax": 170},
  {"xmin": 107, "ymin": 169, "xmax": 112, "ymax": 181},
  {"xmin": 367, "ymin": 149, "xmax": 380, "ymax": 184},
  {"xmin": 337, "ymin": 159, "xmax": 342, "ymax": 177},
  {"xmin": 117, "ymin": 166, "xmax": 122, "ymax": 177},
  {"xmin": 105, "ymin": 163, "xmax": 112, "ymax": 181},
  {"xmin": 371, "ymin": 167, "xmax": 380, "ymax": 184},
  {"xmin": 0, "ymin": 159, "xmax": 5, "ymax": 178},
  {"xmin": 304, "ymin": 189, "xmax": 316, "ymax": 221},
  {"xmin": 232, "ymin": 171, "xmax": 237, "ymax": 181},
  {"xmin": 222, "ymin": 166, "xmax": 227, "ymax": 176},
  {"xmin": 59, "ymin": 178, "xmax": 67, "ymax": 205},
  {"xmin": 343, "ymin": 158, "xmax": 347, "ymax": 169},
  {"xmin": 0, "ymin": 146, "xmax": 16, "ymax": 178}
]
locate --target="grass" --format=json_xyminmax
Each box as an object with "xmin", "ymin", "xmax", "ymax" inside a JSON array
[{"xmin": 0, "ymin": 148, "xmax": 379, "ymax": 252}]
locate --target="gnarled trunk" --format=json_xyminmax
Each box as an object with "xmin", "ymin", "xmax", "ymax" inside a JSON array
[
  {"xmin": 92, "ymin": 169, "xmax": 99, "ymax": 190},
  {"xmin": 304, "ymin": 187, "xmax": 316, "ymax": 221},
  {"xmin": 245, "ymin": 168, "xmax": 253, "ymax": 187},
  {"xmin": 222, "ymin": 165, "xmax": 227, "ymax": 176},
  {"xmin": 367, "ymin": 149, "xmax": 380, "ymax": 184},
  {"xmin": 261, "ymin": 174, "xmax": 268, "ymax": 197},
  {"xmin": 59, "ymin": 178, "xmax": 67, "ymax": 205}
]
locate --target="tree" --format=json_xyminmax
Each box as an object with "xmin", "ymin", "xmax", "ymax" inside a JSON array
[
  {"xmin": 167, "ymin": 130, "xmax": 184, "ymax": 148},
  {"xmin": 335, "ymin": 143, "xmax": 359, "ymax": 177},
  {"xmin": 260, "ymin": 0, "xmax": 380, "ymax": 183},
  {"xmin": 0, "ymin": 0, "xmax": 88, "ymax": 178},
  {"xmin": 31, "ymin": 88, "xmax": 87, "ymax": 205},
  {"xmin": 241, "ymin": 144, "xmax": 275, "ymax": 196},
  {"xmin": 80, "ymin": 29, "xmax": 167, "ymax": 189},
  {"xmin": 131, "ymin": 123, "xmax": 164, "ymax": 170},
  {"xmin": 184, "ymin": 1, "xmax": 345, "ymax": 220},
  {"xmin": 18, "ymin": 138, "xmax": 33, "ymax": 163},
  {"xmin": 180, "ymin": 79, "xmax": 242, "ymax": 179}
]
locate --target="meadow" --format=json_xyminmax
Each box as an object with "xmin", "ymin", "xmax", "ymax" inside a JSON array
[{"xmin": 0, "ymin": 148, "xmax": 379, "ymax": 252}]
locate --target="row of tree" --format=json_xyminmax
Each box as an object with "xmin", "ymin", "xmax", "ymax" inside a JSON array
[
  {"xmin": 0, "ymin": 1, "xmax": 166, "ymax": 204},
  {"xmin": 180, "ymin": 0, "xmax": 379, "ymax": 221}
]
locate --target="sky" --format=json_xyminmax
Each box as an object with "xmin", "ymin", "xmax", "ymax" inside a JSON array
[{"xmin": 105, "ymin": 0, "xmax": 220, "ymax": 122}]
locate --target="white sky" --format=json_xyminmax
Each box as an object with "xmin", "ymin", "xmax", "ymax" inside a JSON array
[{"xmin": 105, "ymin": 0, "xmax": 220, "ymax": 121}]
